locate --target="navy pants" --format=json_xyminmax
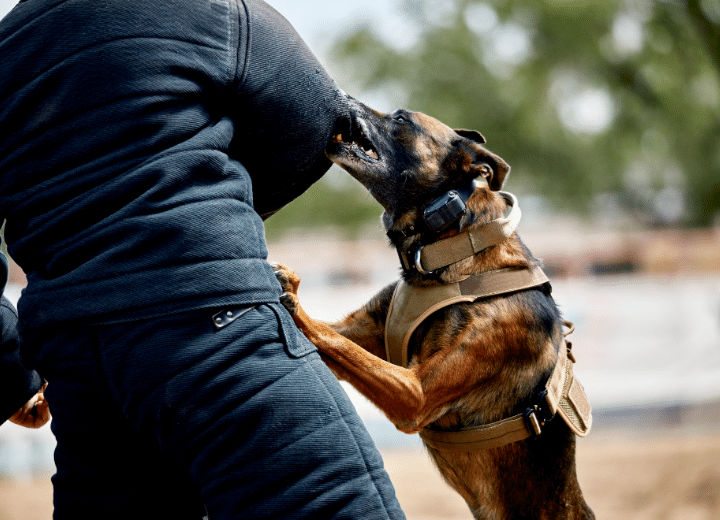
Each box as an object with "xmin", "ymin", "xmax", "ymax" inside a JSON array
[{"xmin": 23, "ymin": 303, "xmax": 404, "ymax": 519}]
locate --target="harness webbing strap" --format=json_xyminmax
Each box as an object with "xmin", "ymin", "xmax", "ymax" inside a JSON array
[
  {"xmin": 415, "ymin": 191, "xmax": 521, "ymax": 273},
  {"xmin": 458, "ymin": 265, "xmax": 550, "ymax": 301},
  {"xmin": 419, "ymin": 412, "xmax": 533, "ymax": 451}
]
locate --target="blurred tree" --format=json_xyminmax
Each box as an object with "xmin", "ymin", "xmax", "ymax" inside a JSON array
[
  {"xmin": 265, "ymin": 0, "xmax": 720, "ymax": 237},
  {"xmin": 263, "ymin": 165, "xmax": 383, "ymax": 240},
  {"xmin": 321, "ymin": 0, "xmax": 720, "ymax": 229}
]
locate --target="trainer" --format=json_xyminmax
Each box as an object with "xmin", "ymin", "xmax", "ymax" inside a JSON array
[{"xmin": 0, "ymin": 0, "xmax": 405, "ymax": 518}]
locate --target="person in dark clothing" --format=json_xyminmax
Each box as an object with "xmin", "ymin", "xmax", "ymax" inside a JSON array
[{"xmin": 0, "ymin": 0, "xmax": 405, "ymax": 518}]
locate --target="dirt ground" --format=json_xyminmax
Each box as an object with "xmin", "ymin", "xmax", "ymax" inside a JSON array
[
  {"xmin": 1, "ymin": 432, "xmax": 719, "ymax": 519},
  {"xmin": 383, "ymin": 432, "xmax": 720, "ymax": 520}
]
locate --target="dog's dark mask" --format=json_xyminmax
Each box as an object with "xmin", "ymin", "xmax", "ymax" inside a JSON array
[{"xmin": 326, "ymin": 98, "xmax": 510, "ymax": 238}]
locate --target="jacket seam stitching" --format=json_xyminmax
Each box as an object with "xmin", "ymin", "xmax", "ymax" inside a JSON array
[{"xmin": 234, "ymin": 0, "xmax": 251, "ymax": 91}]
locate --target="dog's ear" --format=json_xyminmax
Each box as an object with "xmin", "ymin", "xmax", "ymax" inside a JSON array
[
  {"xmin": 450, "ymin": 138, "xmax": 510, "ymax": 191},
  {"xmin": 478, "ymin": 153, "xmax": 510, "ymax": 191},
  {"xmin": 454, "ymin": 129, "xmax": 486, "ymax": 144}
]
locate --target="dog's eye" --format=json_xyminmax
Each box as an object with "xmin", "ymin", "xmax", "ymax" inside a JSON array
[{"xmin": 394, "ymin": 115, "xmax": 408, "ymax": 124}]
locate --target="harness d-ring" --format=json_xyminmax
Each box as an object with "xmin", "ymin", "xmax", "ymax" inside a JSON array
[{"xmin": 414, "ymin": 246, "xmax": 433, "ymax": 275}]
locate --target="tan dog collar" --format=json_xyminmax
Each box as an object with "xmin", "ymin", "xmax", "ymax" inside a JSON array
[{"xmin": 399, "ymin": 191, "xmax": 521, "ymax": 275}]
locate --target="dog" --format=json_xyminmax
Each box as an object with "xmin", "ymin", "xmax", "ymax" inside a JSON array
[{"xmin": 273, "ymin": 99, "xmax": 594, "ymax": 519}]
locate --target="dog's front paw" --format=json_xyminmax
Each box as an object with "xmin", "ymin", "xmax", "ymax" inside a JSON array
[
  {"xmin": 271, "ymin": 262, "xmax": 301, "ymax": 294},
  {"xmin": 271, "ymin": 262, "xmax": 302, "ymax": 316}
]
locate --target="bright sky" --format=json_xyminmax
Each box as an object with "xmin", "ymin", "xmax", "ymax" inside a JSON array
[
  {"xmin": 0, "ymin": 0, "xmax": 409, "ymax": 57},
  {"xmin": 0, "ymin": 0, "xmax": 616, "ymax": 133},
  {"xmin": 0, "ymin": 0, "xmax": 15, "ymax": 18}
]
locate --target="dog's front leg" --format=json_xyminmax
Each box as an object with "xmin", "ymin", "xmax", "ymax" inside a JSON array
[
  {"xmin": 272, "ymin": 264, "xmax": 496, "ymax": 433},
  {"xmin": 272, "ymin": 263, "xmax": 426, "ymax": 430},
  {"xmin": 303, "ymin": 315, "xmax": 427, "ymax": 431}
]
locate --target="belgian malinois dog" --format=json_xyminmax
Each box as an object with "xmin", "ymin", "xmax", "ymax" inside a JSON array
[{"xmin": 273, "ymin": 99, "xmax": 594, "ymax": 519}]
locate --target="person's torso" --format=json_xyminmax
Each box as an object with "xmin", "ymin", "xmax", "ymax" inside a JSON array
[{"xmin": 0, "ymin": 0, "xmax": 337, "ymax": 327}]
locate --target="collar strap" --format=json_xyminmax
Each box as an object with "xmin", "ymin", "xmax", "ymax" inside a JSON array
[{"xmin": 399, "ymin": 191, "xmax": 522, "ymax": 275}]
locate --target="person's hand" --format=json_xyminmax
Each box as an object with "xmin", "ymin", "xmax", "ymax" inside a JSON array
[{"xmin": 9, "ymin": 383, "xmax": 50, "ymax": 429}]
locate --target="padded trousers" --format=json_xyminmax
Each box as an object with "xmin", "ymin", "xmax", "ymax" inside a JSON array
[{"xmin": 23, "ymin": 303, "xmax": 405, "ymax": 519}]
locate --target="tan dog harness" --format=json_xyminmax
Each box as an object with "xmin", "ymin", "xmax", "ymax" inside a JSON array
[
  {"xmin": 385, "ymin": 240, "xmax": 593, "ymax": 449},
  {"xmin": 420, "ymin": 322, "xmax": 593, "ymax": 451},
  {"xmin": 385, "ymin": 266, "xmax": 550, "ymax": 367}
]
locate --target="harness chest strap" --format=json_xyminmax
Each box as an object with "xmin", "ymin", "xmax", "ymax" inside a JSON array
[
  {"xmin": 420, "ymin": 344, "xmax": 569, "ymax": 451},
  {"xmin": 419, "ymin": 333, "xmax": 593, "ymax": 452}
]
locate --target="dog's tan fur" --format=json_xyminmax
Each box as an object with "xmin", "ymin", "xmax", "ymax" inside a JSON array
[{"xmin": 274, "ymin": 101, "xmax": 593, "ymax": 519}]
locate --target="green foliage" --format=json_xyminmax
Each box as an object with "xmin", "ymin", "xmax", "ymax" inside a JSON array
[{"xmin": 326, "ymin": 0, "xmax": 720, "ymax": 228}]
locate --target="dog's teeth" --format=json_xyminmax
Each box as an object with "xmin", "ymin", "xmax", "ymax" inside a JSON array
[{"xmin": 348, "ymin": 138, "xmax": 378, "ymax": 160}]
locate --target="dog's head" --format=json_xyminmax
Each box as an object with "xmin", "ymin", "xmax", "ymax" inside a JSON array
[{"xmin": 326, "ymin": 98, "xmax": 510, "ymax": 242}]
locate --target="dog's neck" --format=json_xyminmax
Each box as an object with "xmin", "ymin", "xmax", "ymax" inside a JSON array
[{"xmin": 391, "ymin": 186, "xmax": 532, "ymax": 286}]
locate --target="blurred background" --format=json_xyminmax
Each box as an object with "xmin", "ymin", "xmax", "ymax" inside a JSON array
[{"xmin": 1, "ymin": 0, "xmax": 720, "ymax": 518}]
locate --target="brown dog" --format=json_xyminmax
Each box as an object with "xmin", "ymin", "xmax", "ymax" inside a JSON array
[{"xmin": 273, "ymin": 99, "xmax": 594, "ymax": 519}]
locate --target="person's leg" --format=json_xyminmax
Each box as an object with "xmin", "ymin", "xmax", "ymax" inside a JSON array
[
  {"xmin": 96, "ymin": 303, "xmax": 405, "ymax": 519},
  {"xmin": 24, "ymin": 326, "xmax": 207, "ymax": 519}
]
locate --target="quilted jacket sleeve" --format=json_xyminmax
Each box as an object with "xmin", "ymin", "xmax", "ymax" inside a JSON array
[{"xmin": 230, "ymin": 0, "xmax": 352, "ymax": 219}]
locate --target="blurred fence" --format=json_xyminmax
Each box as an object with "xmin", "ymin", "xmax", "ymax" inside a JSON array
[{"xmin": 2, "ymin": 228, "xmax": 720, "ymax": 478}]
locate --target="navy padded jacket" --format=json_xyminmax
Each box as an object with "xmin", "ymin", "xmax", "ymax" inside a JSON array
[{"xmin": 0, "ymin": 0, "xmax": 350, "ymax": 329}]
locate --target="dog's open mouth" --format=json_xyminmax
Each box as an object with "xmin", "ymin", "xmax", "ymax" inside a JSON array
[{"xmin": 332, "ymin": 124, "xmax": 380, "ymax": 162}]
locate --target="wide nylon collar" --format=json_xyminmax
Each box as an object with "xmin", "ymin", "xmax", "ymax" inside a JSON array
[{"xmin": 397, "ymin": 191, "xmax": 522, "ymax": 275}]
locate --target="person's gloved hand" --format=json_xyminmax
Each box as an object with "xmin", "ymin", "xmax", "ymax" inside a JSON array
[{"xmin": 9, "ymin": 382, "xmax": 50, "ymax": 429}]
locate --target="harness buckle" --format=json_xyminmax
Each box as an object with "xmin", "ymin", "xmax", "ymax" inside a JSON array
[
  {"xmin": 523, "ymin": 391, "xmax": 556, "ymax": 440},
  {"xmin": 535, "ymin": 390, "xmax": 556, "ymax": 424},
  {"xmin": 523, "ymin": 408, "xmax": 543, "ymax": 438}
]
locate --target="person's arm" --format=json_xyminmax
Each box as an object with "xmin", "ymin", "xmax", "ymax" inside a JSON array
[
  {"xmin": 0, "ymin": 252, "xmax": 47, "ymax": 427},
  {"xmin": 229, "ymin": 0, "xmax": 353, "ymax": 219}
]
